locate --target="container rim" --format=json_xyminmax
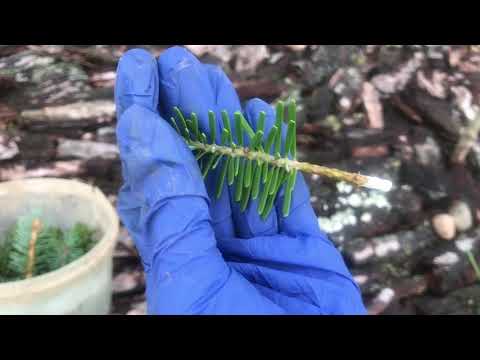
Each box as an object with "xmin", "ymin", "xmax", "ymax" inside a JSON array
[{"xmin": 0, "ymin": 178, "xmax": 119, "ymax": 298}]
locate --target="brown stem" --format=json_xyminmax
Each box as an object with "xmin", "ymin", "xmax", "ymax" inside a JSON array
[{"xmin": 26, "ymin": 219, "xmax": 42, "ymax": 279}]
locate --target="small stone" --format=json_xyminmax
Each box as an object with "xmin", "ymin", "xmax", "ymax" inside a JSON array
[
  {"xmin": 339, "ymin": 97, "xmax": 352, "ymax": 111},
  {"xmin": 432, "ymin": 214, "xmax": 456, "ymax": 240},
  {"xmin": 360, "ymin": 213, "xmax": 373, "ymax": 223},
  {"xmin": 449, "ymin": 201, "xmax": 473, "ymax": 232},
  {"xmin": 433, "ymin": 251, "xmax": 460, "ymax": 267},
  {"xmin": 112, "ymin": 271, "xmax": 142, "ymax": 294},
  {"xmin": 81, "ymin": 132, "xmax": 94, "ymax": 141}
]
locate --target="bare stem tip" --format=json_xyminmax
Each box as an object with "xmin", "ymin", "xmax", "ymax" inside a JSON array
[{"xmin": 363, "ymin": 176, "xmax": 393, "ymax": 192}]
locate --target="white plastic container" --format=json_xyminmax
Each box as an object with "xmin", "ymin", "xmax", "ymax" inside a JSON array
[{"xmin": 0, "ymin": 178, "xmax": 119, "ymax": 315}]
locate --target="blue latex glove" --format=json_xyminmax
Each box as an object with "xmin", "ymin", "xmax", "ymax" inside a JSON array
[{"xmin": 114, "ymin": 46, "xmax": 367, "ymax": 315}]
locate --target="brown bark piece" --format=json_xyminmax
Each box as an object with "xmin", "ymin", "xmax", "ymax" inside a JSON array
[
  {"xmin": 416, "ymin": 70, "xmax": 448, "ymax": 99},
  {"xmin": 390, "ymin": 95, "xmax": 423, "ymax": 124},
  {"xmin": 234, "ymin": 79, "xmax": 286, "ymax": 102},
  {"xmin": 362, "ymin": 82, "xmax": 384, "ymax": 129},
  {"xmin": 352, "ymin": 145, "xmax": 389, "ymax": 158}
]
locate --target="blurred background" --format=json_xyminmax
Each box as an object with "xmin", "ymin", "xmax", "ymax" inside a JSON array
[{"xmin": 1, "ymin": 45, "xmax": 479, "ymax": 315}]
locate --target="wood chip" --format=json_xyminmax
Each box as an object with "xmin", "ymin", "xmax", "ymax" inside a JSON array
[
  {"xmin": 0, "ymin": 132, "xmax": 19, "ymax": 160},
  {"xmin": 285, "ymin": 45, "xmax": 307, "ymax": 52},
  {"xmin": 0, "ymin": 160, "xmax": 85, "ymax": 181},
  {"xmin": 416, "ymin": 70, "xmax": 448, "ymax": 99},
  {"xmin": 371, "ymin": 53, "xmax": 424, "ymax": 95},
  {"xmin": 352, "ymin": 145, "xmax": 389, "ymax": 158},
  {"xmin": 362, "ymin": 82, "xmax": 384, "ymax": 129},
  {"xmin": 57, "ymin": 138, "xmax": 119, "ymax": 160},
  {"xmin": 458, "ymin": 54, "xmax": 480, "ymax": 73},
  {"xmin": 0, "ymin": 103, "xmax": 18, "ymax": 129},
  {"xmin": 89, "ymin": 71, "xmax": 116, "ymax": 88},
  {"xmin": 234, "ymin": 79, "xmax": 286, "ymax": 102},
  {"xmin": 20, "ymin": 100, "xmax": 115, "ymax": 127},
  {"xmin": 184, "ymin": 45, "xmax": 233, "ymax": 63},
  {"xmin": 390, "ymin": 95, "xmax": 423, "ymax": 124}
]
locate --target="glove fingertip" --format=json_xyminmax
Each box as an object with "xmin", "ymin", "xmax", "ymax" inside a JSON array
[
  {"xmin": 157, "ymin": 46, "xmax": 201, "ymax": 78},
  {"xmin": 202, "ymin": 63, "xmax": 242, "ymax": 114},
  {"xmin": 115, "ymin": 48, "xmax": 159, "ymax": 117},
  {"xmin": 157, "ymin": 46, "xmax": 216, "ymax": 123},
  {"xmin": 244, "ymin": 98, "xmax": 275, "ymax": 129}
]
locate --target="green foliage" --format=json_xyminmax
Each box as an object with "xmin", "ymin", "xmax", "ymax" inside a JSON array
[
  {"xmin": 0, "ymin": 211, "xmax": 97, "ymax": 283},
  {"xmin": 0, "ymin": 230, "xmax": 13, "ymax": 282},
  {"xmin": 171, "ymin": 99, "xmax": 299, "ymax": 220},
  {"xmin": 6, "ymin": 210, "xmax": 51, "ymax": 279}
]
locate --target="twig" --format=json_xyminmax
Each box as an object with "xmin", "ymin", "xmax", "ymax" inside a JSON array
[
  {"xmin": 191, "ymin": 141, "xmax": 393, "ymax": 192},
  {"xmin": 20, "ymin": 100, "xmax": 115, "ymax": 122}
]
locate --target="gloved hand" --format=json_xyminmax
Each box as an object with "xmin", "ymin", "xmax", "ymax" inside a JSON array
[{"xmin": 115, "ymin": 46, "xmax": 367, "ymax": 314}]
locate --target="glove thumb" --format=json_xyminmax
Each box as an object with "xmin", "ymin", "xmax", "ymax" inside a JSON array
[{"xmin": 115, "ymin": 49, "xmax": 210, "ymax": 266}]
